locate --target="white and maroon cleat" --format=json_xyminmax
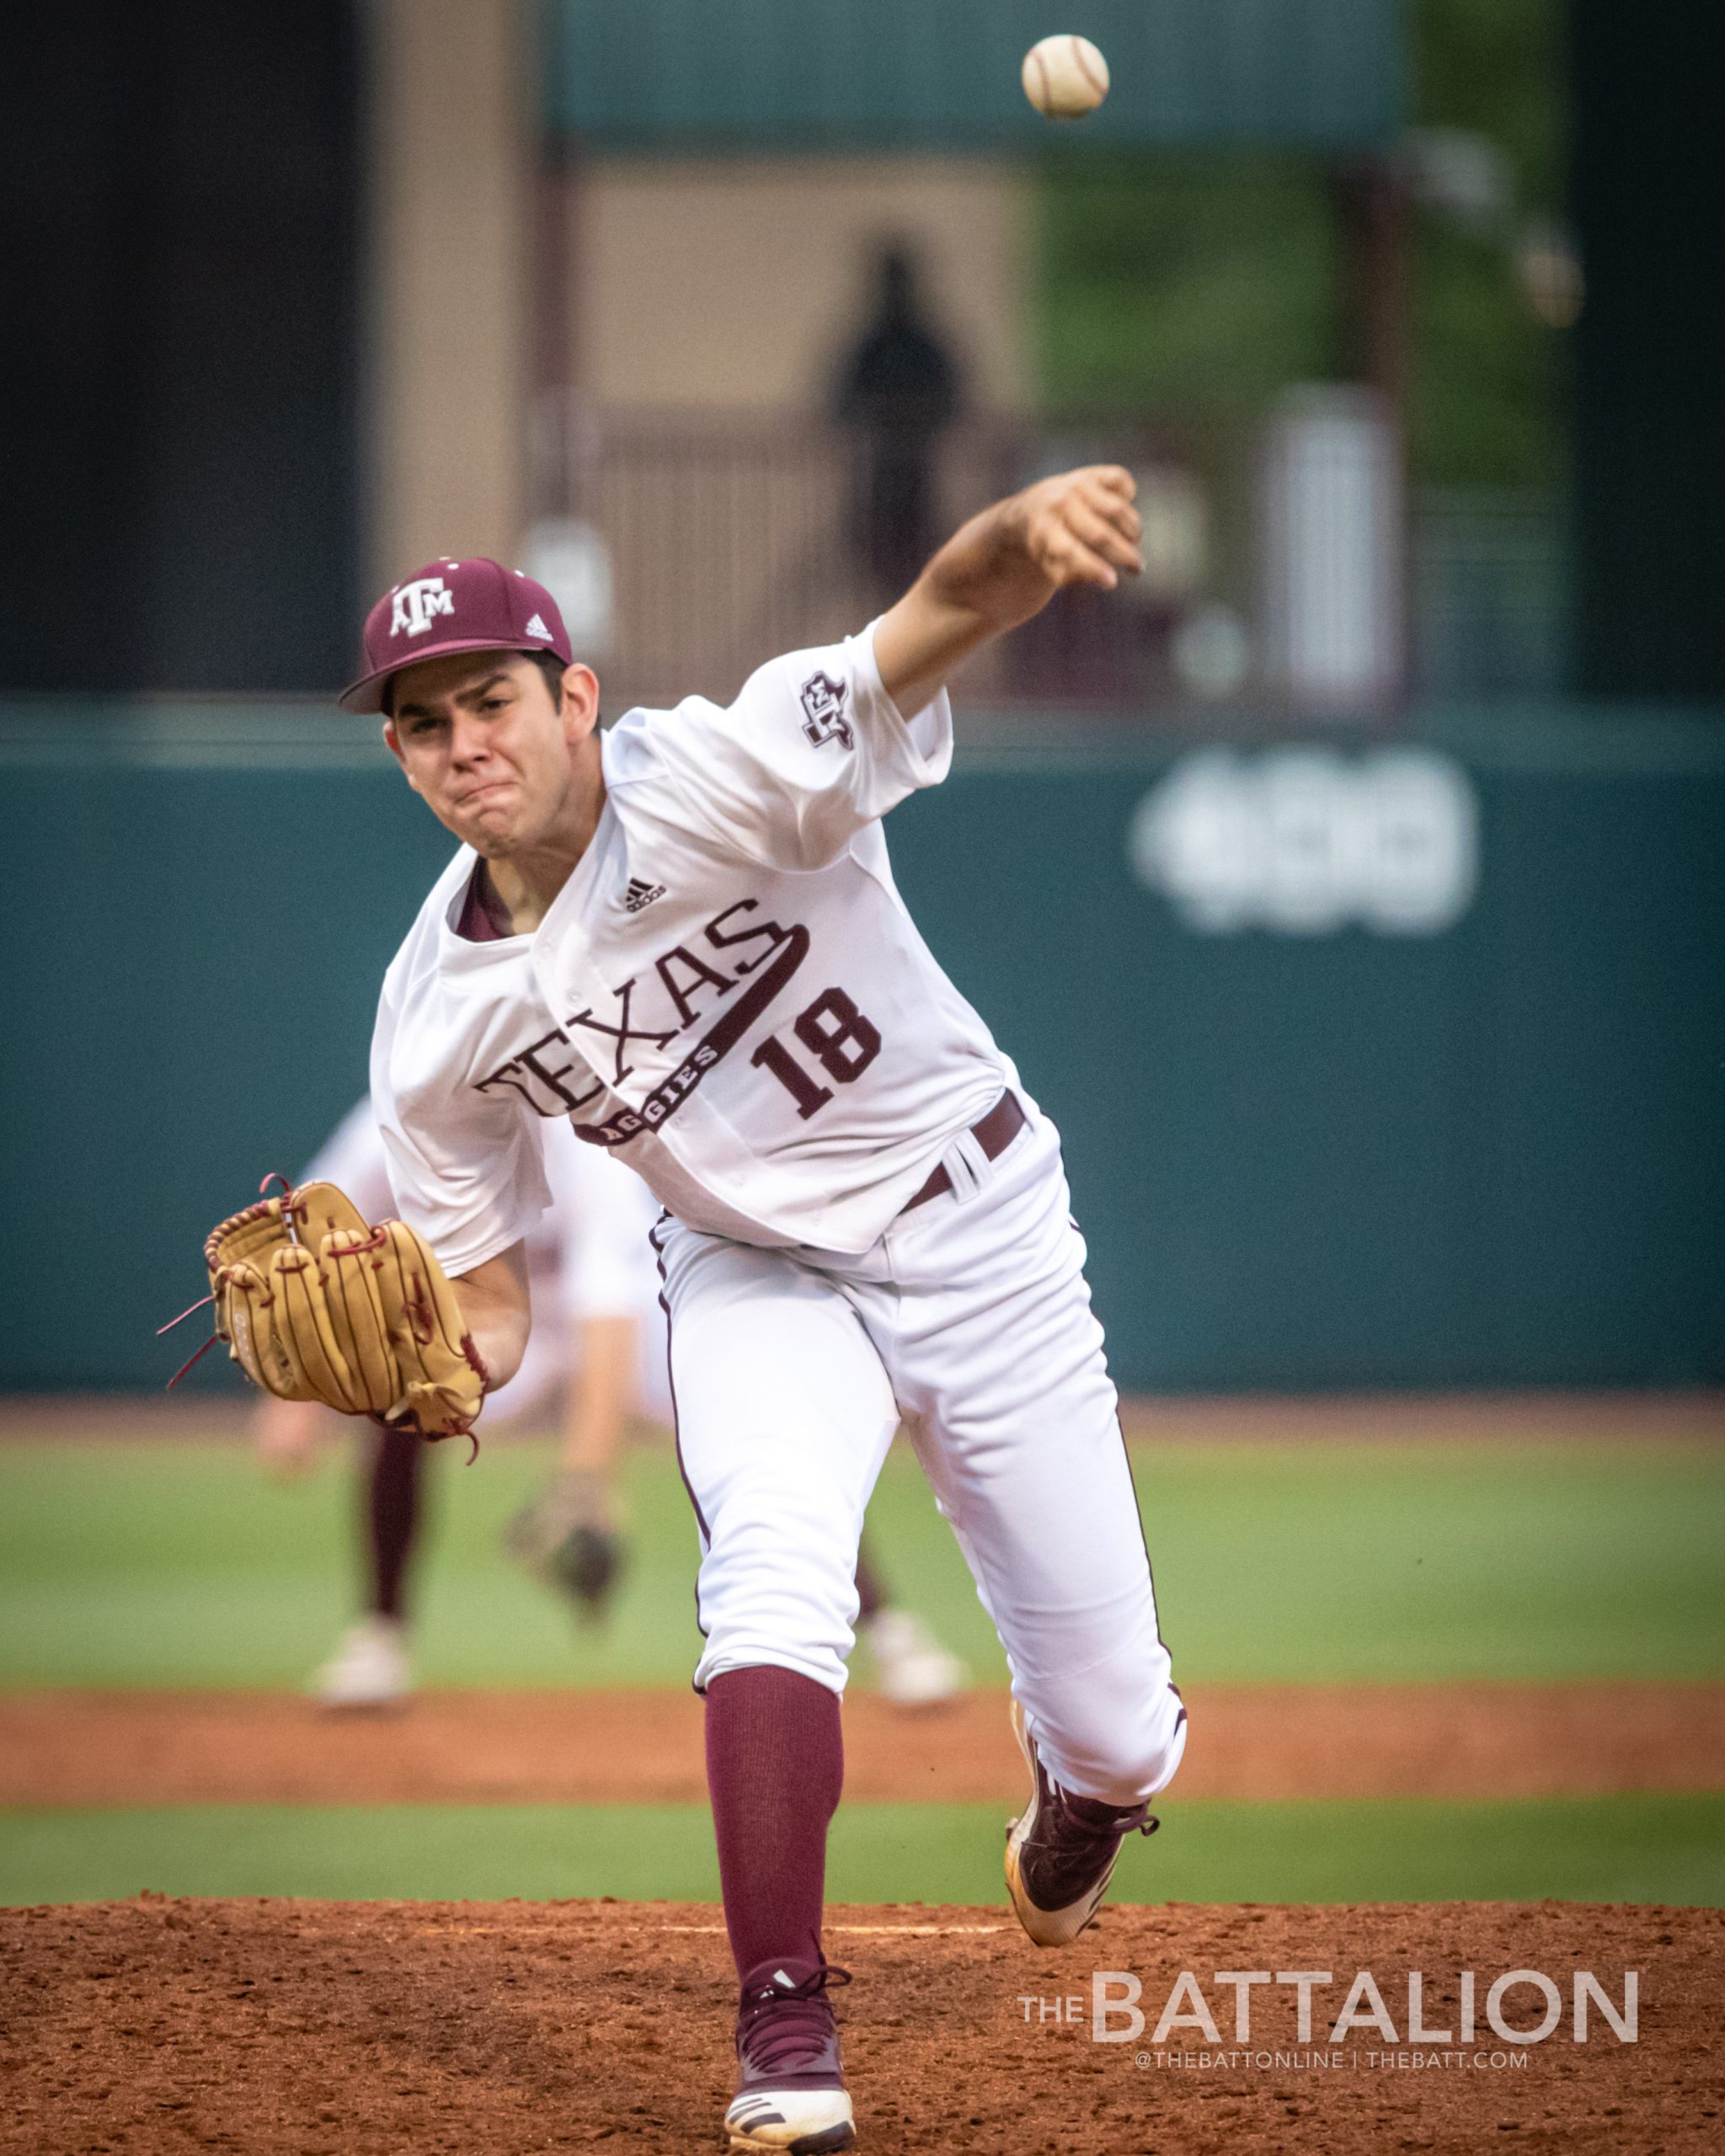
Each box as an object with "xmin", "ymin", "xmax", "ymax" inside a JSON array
[
  {"xmin": 1004, "ymin": 1699, "xmax": 1158, "ymax": 1946},
  {"xmin": 724, "ymin": 1961, "xmax": 856, "ymax": 2153}
]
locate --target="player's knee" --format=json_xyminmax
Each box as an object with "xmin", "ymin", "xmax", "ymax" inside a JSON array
[
  {"xmin": 695, "ymin": 1498, "xmax": 860, "ymax": 1684},
  {"xmin": 1038, "ymin": 1662, "xmax": 1188, "ymax": 1807}
]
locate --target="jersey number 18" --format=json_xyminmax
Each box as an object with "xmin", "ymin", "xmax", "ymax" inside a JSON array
[{"xmin": 750, "ymin": 989, "xmax": 882, "ymax": 1119}]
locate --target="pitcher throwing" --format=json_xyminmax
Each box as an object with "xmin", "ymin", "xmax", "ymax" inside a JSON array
[{"xmin": 257, "ymin": 467, "xmax": 1186, "ymax": 2152}]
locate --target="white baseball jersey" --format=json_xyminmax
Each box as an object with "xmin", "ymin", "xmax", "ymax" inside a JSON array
[{"xmin": 371, "ymin": 624, "xmax": 1012, "ymax": 1270}]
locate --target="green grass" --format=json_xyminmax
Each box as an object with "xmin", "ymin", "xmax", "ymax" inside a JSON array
[
  {"xmin": 2, "ymin": 1430, "xmax": 1722, "ymax": 1691},
  {"xmin": 3, "ymin": 1794, "xmax": 1722, "ymax": 1908},
  {"xmin": 1142, "ymin": 1436, "xmax": 1725, "ymax": 1683},
  {"xmin": 0, "ymin": 1436, "xmax": 706, "ymax": 1691}
]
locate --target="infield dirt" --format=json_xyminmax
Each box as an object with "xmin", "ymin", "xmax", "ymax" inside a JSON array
[
  {"xmin": 3, "ymin": 1897, "xmax": 1717, "ymax": 2154},
  {"xmin": 5, "ymin": 1682, "xmax": 1724, "ymax": 1806}
]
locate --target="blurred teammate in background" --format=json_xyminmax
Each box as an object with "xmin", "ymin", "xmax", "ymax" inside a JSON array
[{"xmin": 255, "ymin": 1098, "xmax": 966, "ymax": 1710}]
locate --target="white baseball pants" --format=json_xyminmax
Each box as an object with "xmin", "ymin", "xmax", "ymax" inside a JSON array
[{"xmin": 652, "ymin": 1102, "xmax": 1187, "ymax": 1807}]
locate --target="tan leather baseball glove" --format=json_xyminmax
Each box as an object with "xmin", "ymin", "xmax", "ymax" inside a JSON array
[{"xmin": 199, "ymin": 1180, "xmax": 488, "ymax": 1441}]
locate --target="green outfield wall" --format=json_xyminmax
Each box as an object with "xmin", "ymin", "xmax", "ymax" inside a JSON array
[
  {"xmin": 543, "ymin": 0, "xmax": 1405, "ymax": 152},
  {"xmin": 2, "ymin": 704, "xmax": 1720, "ymax": 1393}
]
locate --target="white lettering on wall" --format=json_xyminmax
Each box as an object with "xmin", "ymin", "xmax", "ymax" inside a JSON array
[{"xmin": 1129, "ymin": 748, "xmax": 1479, "ymax": 937}]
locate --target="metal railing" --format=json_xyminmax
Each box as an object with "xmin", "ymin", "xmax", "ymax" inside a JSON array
[
  {"xmin": 530, "ymin": 398, "xmax": 1567, "ymax": 718},
  {"xmin": 529, "ymin": 400, "xmax": 1246, "ymax": 715}
]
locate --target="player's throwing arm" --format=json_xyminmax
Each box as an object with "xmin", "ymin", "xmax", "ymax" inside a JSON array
[{"xmin": 873, "ymin": 464, "xmax": 1142, "ymax": 715}]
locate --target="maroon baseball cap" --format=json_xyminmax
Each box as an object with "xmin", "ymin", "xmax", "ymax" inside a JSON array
[{"xmin": 339, "ymin": 557, "xmax": 574, "ymax": 713}]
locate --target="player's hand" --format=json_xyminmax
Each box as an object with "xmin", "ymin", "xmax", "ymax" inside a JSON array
[
  {"xmin": 253, "ymin": 1396, "xmax": 329, "ymax": 1483},
  {"xmin": 875, "ymin": 464, "xmax": 1143, "ymax": 717},
  {"xmin": 1011, "ymin": 465, "xmax": 1143, "ymax": 593}
]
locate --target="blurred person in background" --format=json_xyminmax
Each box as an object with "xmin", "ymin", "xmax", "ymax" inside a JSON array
[
  {"xmin": 255, "ymin": 1101, "xmax": 966, "ymax": 1710},
  {"xmin": 835, "ymin": 241, "xmax": 964, "ymax": 602}
]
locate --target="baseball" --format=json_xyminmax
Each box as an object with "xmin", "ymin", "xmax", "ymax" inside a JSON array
[{"xmin": 1022, "ymin": 34, "xmax": 1110, "ymax": 120}]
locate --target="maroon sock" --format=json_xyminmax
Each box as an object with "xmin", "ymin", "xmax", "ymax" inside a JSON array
[
  {"xmin": 366, "ymin": 1425, "xmax": 423, "ymax": 1621},
  {"xmin": 852, "ymin": 1545, "xmax": 887, "ymax": 1622},
  {"xmin": 705, "ymin": 1666, "xmax": 843, "ymax": 1982}
]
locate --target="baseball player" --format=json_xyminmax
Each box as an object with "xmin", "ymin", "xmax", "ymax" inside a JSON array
[
  {"xmin": 206, "ymin": 464, "xmax": 1184, "ymax": 2153},
  {"xmin": 256, "ymin": 1101, "xmax": 965, "ymax": 1714}
]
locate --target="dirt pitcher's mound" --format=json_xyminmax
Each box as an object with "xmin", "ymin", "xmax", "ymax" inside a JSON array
[
  {"xmin": 5, "ymin": 1683, "xmax": 1725, "ymax": 1807},
  {"xmin": 3, "ymin": 1897, "xmax": 1718, "ymax": 2154}
]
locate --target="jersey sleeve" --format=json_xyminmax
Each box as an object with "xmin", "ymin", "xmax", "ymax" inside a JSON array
[
  {"xmin": 645, "ymin": 619, "xmax": 952, "ymax": 872},
  {"xmin": 300, "ymin": 1096, "xmax": 395, "ymax": 1219},
  {"xmin": 370, "ymin": 969, "xmax": 552, "ymax": 1278}
]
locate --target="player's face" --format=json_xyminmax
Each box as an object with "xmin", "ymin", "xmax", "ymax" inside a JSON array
[{"xmin": 382, "ymin": 651, "xmax": 600, "ymax": 857}]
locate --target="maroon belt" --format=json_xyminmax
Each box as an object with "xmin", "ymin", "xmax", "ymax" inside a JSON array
[{"xmin": 902, "ymin": 1091, "xmax": 1028, "ymax": 1214}]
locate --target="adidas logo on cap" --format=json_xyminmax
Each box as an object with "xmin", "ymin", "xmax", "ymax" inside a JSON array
[{"xmin": 525, "ymin": 612, "xmax": 551, "ymax": 640}]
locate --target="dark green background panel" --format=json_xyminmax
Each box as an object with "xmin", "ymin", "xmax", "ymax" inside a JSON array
[
  {"xmin": 882, "ymin": 743, "xmax": 1725, "ymax": 1388},
  {"xmin": 543, "ymin": 0, "xmax": 1406, "ymax": 151},
  {"xmin": 2, "ymin": 710, "xmax": 1720, "ymax": 1391},
  {"xmin": 2, "ymin": 761, "xmax": 454, "ymax": 1390}
]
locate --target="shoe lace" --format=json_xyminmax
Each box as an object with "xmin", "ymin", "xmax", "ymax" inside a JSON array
[
  {"xmin": 1028, "ymin": 1783, "xmax": 1159, "ymax": 1850},
  {"xmin": 1077, "ymin": 1800, "xmax": 1159, "ymax": 1841},
  {"xmin": 737, "ymin": 1965, "xmax": 852, "ymax": 2078}
]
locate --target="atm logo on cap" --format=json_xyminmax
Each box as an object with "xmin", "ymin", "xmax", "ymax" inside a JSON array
[{"xmin": 391, "ymin": 577, "xmax": 455, "ymax": 638}]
